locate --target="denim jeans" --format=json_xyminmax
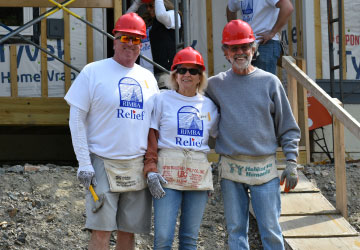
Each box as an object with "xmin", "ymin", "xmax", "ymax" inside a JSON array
[
  {"xmin": 221, "ymin": 178, "xmax": 284, "ymax": 250},
  {"xmin": 153, "ymin": 188, "xmax": 208, "ymax": 250},
  {"xmin": 253, "ymin": 40, "xmax": 281, "ymax": 75}
]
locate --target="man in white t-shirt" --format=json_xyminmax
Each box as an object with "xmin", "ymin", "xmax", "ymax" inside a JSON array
[
  {"xmin": 226, "ymin": 0, "xmax": 293, "ymax": 74},
  {"xmin": 64, "ymin": 13, "xmax": 159, "ymax": 250}
]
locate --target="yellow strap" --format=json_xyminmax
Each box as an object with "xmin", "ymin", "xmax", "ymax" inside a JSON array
[{"xmin": 46, "ymin": 0, "xmax": 80, "ymax": 18}]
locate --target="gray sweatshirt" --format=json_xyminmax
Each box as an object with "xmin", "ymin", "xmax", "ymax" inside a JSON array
[{"xmin": 206, "ymin": 68, "xmax": 300, "ymax": 161}]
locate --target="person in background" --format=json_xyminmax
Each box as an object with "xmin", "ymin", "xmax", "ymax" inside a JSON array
[
  {"xmin": 127, "ymin": 0, "xmax": 154, "ymax": 73},
  {"xmin": 206, "ymin": 19, "xmax": 301, "ymax": 250},
  {"xmin": 127, "ymin": 0, "xmax": 182, "ymax": 89},
  {"xmin": 226, "ymin": 0, "xmax": 294, "ymax": 74},
  {"xmin": 64, "ymin": 13, "xmax": 159, "ymax": 250},
  {"xmin": 144, "ymin": 47, "xmax": 219, "ymax": 249}
]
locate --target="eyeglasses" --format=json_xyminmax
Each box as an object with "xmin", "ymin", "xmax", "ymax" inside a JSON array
[
  {"xmin": 115, "ymin": 35, "xmax": 141, "ymax": 45},
  {"xmin": 176, "ymin": 67, "xmax": 201, "ymax": 75},
  {"xmin": 227, "ymin": 43, "xmax": 254, "ymax": 53}
]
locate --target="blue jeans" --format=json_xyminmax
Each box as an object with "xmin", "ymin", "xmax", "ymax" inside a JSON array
[
  {"xmin": 221, "ymin": 178, "xmax": 284, "ymax": 250},
  {"xmin": 153, "ymin": 188, "xmax": 208, "ymax": 250},
  {"xmin": 253, "ymin": 40, "xmax": 281, "ymax": 75}
]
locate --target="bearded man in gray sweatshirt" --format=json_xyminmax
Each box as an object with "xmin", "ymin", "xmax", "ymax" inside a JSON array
[{"xmin": 206, "ymin": 19, "xmax": 301, "ymax": 250}]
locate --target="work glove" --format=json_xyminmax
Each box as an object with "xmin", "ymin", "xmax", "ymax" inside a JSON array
[
  {"xmin": 280, "ymin": 160, "xmax": 298, "ymax": 193},
  {"xmin": 77, "ymin": 165, "xmax": 97, "ymax": 189},
  {"xmin": 147, "ymin": 172, "xmax": 168, "ymax": 199}
]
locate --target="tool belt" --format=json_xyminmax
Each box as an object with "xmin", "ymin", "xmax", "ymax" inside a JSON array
[
  {"xmin": 219, "ymin": 154, "xmax": 278, "ymax": 185},
  {"xmin": 103, "ymin": 156, "xmax": 147, "ymax": 192},
  {"xmin": 157, "ymin": 148, "xmax": 213, "ymax": 191}
]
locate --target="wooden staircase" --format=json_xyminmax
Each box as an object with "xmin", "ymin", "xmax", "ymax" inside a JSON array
[{"xmin": 275, "ymin": 165, "xmax": 360, "ymax": 250}]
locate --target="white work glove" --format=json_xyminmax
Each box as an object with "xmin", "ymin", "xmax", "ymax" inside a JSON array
[
  {"xmin": 77, "ymin": 165, "xmax": 97, "ymax": 189},
  {"xmin": 147, "ymin": 172, "xmax": 168, "ymax": 199},
  {"xmin": 280, "ymin": 160, "xmax": 298, "ymax": 193}
]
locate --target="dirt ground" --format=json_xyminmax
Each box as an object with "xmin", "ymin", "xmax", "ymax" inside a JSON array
[{"xmin": 0, "ymin": 162, "xmax": 359, "ymax": 249}]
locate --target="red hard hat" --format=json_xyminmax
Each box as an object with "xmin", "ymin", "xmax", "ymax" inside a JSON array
[
  {"xmin": 222, "ymin": 19, "xmax": 255, "ymax": 45},
  {"xmin": 142, "ymin": 0, "xmax": 153, "ymax": 3},
  {"xmin": 112, "ymin": 13, "xmax": 146, "ymax": 38},
  {"xmin": 171, "ymin": 47, "xmax": 206, "ymax": 71}
]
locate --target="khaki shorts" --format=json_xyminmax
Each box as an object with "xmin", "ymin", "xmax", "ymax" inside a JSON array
[{"xmin": 84, "ymin": 154, "xmax": 152, "ymax": 233}]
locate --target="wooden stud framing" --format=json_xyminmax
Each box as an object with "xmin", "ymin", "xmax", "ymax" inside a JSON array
[
  {"xmin": 295, "ymin": 0, "xmax": 303, "ymax": 58},
  {"xmin": 0, "ymin": 97, "xmax": 69, "ymax": 125},
  {"xmin": 340, "ymin": 0, "xmax": 346, "ymax": 80},
  {"xmin": 333, "ymin": 98, "xmax": 347, "ymax": 219},
  {"xmin": 287, "ymin": 74, "xmax": 298, "ymax": 122},
  {"xmin": 40, "ymin": 8, "xmax": 48, "ymax": 97},
  {"xmin": 10, "ymin": 45, "xmax": 18, "ymax": 97},
  {"xmin": 64, "ymin": 11, "xmax": 71, "ymax": 92},
  {"xmin": 314, "ymin": 0, "xmax": 323, "ymax": 79},
  {"xmin": 86, "ymin": 8, "xmax": 94, "ymax": 64},
  {"xmin": 287, "ymin": 9, "xmax": 293, "ymax": 57},
  {"xmin": 114, "ymin": 0, "xmax": 122, "ymax": 23},
  {"xmin": 206, "ymin": 0, "xmax": 214, "ymax": 77},
  {"xmin": 296, "ymin": 58, "xmax": 310, "ymax": 164}
]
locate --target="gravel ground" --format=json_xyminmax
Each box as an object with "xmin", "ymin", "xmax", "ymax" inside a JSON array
[{"xmin": 0, "ymin": 162, "xmax": 359, "ymax": 249}]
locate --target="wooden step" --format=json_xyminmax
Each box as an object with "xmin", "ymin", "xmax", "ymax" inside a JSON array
[
  {"xmin": 285, "ymin": 237, "xmax": 360, "ymax": 250},
  {"xmin": 281, "ymin": 214, "xmax": 358, "ymax": 238}
]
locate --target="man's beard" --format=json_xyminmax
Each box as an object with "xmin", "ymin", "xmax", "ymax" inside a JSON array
[{"xmin": 230, "ymin": 54, "xmax": 252, "ymax": 71}]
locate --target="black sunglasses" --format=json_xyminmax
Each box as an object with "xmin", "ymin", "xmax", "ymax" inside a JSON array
[{"xmin": 176, "ymin": 67, "xmax": 201, "ymax": 75}]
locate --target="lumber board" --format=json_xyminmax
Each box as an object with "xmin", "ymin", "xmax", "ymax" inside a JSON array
[
  {"xmin": 280, "ymin": 214, "xmax": 358, "ymax": 238},
  {"xmin": 10, "ymin": 45, "xmax": 18, "ymax": 97},
  {"xmin": 40, "ymin": 8, "xmax": 48, "ymax": 97},
  {"xmin": 206, "ymin": 0, "xmax": 214, "ymax": 77},
  {"xmin": 0, "ymin": 98, "xmax": 69, "ymax": 125},
  {"xmin": 64, "ymin": 11, "xmax": 72, "ymax": 92},
  {"xmin": 278, "ymin": 170, "xmax": 319, "ymax": 193},
  {"xmin": 0, "ymin": 0, "xmax": 114, "ymax": 8},
  {"xmin": 282, "ymin": 56, "xmax": 360, "ymax": 140},
  {"xmin": 333, "ymin": 113, "xmax": 348, "ymax": 218},
  {"xmin": 286, "ymin": 237, "xmax": 360, "ymax": 250},
  {"xmin": 281, "ymin": 193, "xmax": 337, "ymax": 215}
]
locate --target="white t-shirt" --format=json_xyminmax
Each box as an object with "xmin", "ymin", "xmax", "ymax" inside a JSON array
[
  {"xmin": 151, "ymin": 90, "xmax": 218, "ymax": 152},
  {"xmin": 228, "ymin": 0, "xmax": 280, "ymax": 40},
  {"xmin": 65, "ymin": 58, "xmax": 159, "ymax": 160}
]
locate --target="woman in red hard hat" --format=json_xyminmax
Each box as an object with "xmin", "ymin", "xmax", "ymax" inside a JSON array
[{"xmin": 144, "ymin": 47, "xmax": 219, "ymax": 249}]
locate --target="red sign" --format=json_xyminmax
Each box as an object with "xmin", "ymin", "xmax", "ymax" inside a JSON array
[{"xmin": 307, "ymin": 92, "xmax": 332, "ymax": 130}]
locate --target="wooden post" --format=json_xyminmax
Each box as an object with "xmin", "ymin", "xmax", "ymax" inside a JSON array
[
  {"xmin": 114, "ymin": 0, "xmax": 122, "ymax": 23},
  {"xmin": 206, "ymin": 0, "xmax": 214, "ymax": 77},
  {"xmin": 314, "ymin": 0, "xmax": 323, "ymax": 79},
  {"xmin": 287, "ymin": 74, "xmax": 298, "ymax": 122},
  {"xmin": 10, "ymin": 45, "xmax": 18, "ymax": 97},
  {"xmin": 64, "ymin": 11, "xmax": 71, "ymax": 92},
  {"xmin": 296, "ymin": 58, "xmax": 310, "ymax": 164},
  {"xmin": 333, "ymin": 98, "xmax": 347, "ymax": 219},
  {"xmin": 40, "ymin": 8, "xmax": 48, "ymax": 97},
  {"xmin": 86, "ymin": 8, "xmax": 94, "ymax": 64},
  {"xmin": 295, "ymin": 0, "xmax": 303, "ymax": 58}
]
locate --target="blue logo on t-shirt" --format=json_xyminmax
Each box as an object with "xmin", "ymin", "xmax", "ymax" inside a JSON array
[
  {"xmin": 118, "ymin": 77, "xmax": 143, "ymax": 109},
  {"xmin": 241, "ymin": 0, "xmax": 253, "ymax": 22},
  {"xmin": 117, "ymin": 77, "xmax": 145, "ymax": 120},
  {"xmin": 177, "ymin": 106, "xmax": 203, "ymax": 137}
]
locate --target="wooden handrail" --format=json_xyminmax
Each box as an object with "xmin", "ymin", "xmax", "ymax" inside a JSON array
[
  {"xmin": 282, "ymin": 55, "xmax": 360, "ymax": 219},
  {"xmin": 282, "ymin": 56, "xmax": 360, "ymax": 140}
]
